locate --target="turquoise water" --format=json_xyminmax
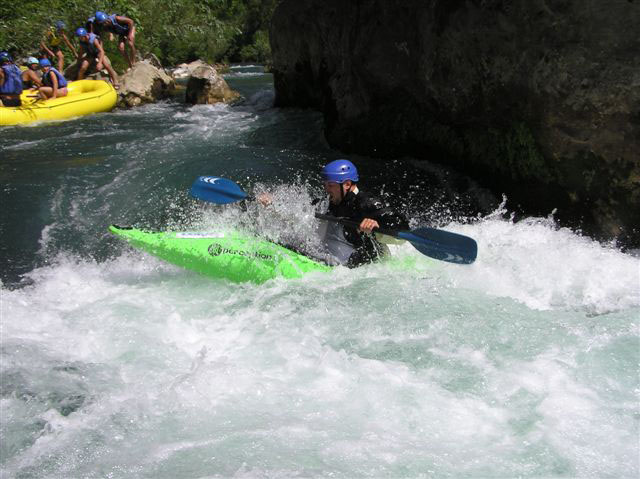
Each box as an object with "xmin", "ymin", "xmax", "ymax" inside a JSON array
[{"xmin": 1, "ymin": 65, "xmax": 639, "ymax": 478}]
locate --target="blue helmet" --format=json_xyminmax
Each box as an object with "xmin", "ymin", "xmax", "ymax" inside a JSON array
[
  {"xmin": 75, "ymin": 27, "xmax": 88, "ymax": 37},
  {"xmin": 321, "ymin": 159, "xmax": 359, "ymax": 183},
  {"xmin": 0, "ymin": 51, "xmax": 12, "ymax": 63},
  {"xmin": 39, "ymin": 58, "xmax": 52, "ymax": 68},
  {"xmin": 55, "ymin": 20, "xmax": 66, "ymax": 31},
  {"xmin": 95, "ymin": 11, "xmax": 108, "ymax": 23}
]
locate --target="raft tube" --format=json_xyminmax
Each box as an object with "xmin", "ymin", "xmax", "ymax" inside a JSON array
[
  {"xmin": 1, "ymin": 80, "xmax": 117, "ymax": 126},
  {"xmin": 109, "ymin": 225, "xmax": 332, "ymax": 283}
]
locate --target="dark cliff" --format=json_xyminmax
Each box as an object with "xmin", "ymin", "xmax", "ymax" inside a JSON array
[{"xmin": 270, "ymin": 0, "xmax": 640, "ymax": 246}]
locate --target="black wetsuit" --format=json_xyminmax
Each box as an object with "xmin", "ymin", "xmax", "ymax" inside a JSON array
[{"xmin": 326, "ymin": 189, "xmax": 409, "ymax": 268}]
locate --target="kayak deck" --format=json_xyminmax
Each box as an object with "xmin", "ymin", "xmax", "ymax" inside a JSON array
[{"xmin": 109, "ymin": 225, "xmax": 331, "ymax": 283}]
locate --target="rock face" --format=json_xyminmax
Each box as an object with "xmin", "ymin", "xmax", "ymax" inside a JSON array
[
  {"xmin": 270, "ymin": 0, "xmax": 640, "ymax": 246},
  {"xmin": 184, "ymin": 64, "xmax": 240, "ymax": 104},
  {"xmin": 118, "ymin": 60, "xmax": 175, "ymax": 108}
]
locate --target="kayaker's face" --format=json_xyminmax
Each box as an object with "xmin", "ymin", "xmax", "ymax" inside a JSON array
[
  {"xmin": 29, "ymin": 64, "xmax": 39, "ymax": 70},
  {"xmin": 79, "ymin": 35, "xmax": 88, "ymax": 43},
  {"xmin": 325, "ymin": 181, "xmax": 350, "ymax": 204}
]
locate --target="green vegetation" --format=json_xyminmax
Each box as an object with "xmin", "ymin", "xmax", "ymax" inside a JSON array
[{"xmin": 0, "ymin": 0, "xmax": 279, "ymax": 70}]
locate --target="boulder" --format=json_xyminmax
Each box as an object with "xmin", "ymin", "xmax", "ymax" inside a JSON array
[
  {"xmin": 270, "ymin": 0, "xmax": 640, "ymax": 247},
  {"xmin": 171, "ymin": 59, "xmax": 210, "ymax": 79},
  {"xmin": 117, "ymin": 60, "xmax": 175, "ymax": 108},
  {"xmin": 143, "ymin": 53, "xmax": 163, "ymax": 69},
  {"xmin": 184, "ymin": 64, "xmax": 240, "ymax": 105}
]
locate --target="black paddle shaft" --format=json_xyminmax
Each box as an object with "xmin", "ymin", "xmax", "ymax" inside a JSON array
[{"xmin": 314, "ymin": 213, "xmax": 400, "ymax": 238}]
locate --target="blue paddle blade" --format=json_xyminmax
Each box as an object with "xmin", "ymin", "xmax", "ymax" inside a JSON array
[
  {"xmin": 190, "ymin": 176, "xmax": 248, "ymax": 204},
  {"xmin": 397, "ymin": 227, "xmax": 478, "ymax": 264}
]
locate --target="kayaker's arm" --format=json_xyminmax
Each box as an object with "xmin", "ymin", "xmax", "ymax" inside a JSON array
[{"xmin": 358, "ymin": 218, "xmax": 380, "ymax": 234}]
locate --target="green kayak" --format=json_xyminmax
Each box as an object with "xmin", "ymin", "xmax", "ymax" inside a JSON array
[{"xmin": 109, "ymin": 225, "xmax": 332, "ymax": 283}]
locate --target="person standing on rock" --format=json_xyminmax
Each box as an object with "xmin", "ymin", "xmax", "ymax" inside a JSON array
[
  {"xmin": 75, "ymin": 28, "xmax": 119, "ymax": 89},
  {"xmin": 40, "ymin": 21, "xmax": 77, "ymax": 72},
  {"xmin": 94, "ymin": 11, "xmax": 137, "ymax": 69}
]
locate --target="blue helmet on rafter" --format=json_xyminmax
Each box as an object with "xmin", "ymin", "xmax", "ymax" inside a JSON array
[
  {"xmin": 75, "ymin": 27, "xmax": 88, "ymax": 37},
  {"xmin": 321, "ymin": 159, "xmax": 359, "ymax": 183},
  {"xmin": 39, "ymin": 58, "xmax": 52, "ymax": 68},
  {"xmin": 95, "ymin": 11, "xmax": 108, "ymax": 23},
  {"xmin": 0, "ymin": 51, "xmax": 12, "ymax": 63}
]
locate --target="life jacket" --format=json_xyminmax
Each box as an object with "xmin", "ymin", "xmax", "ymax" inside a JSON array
[
  {"xmin": 81, "ymin": 33, "xmax": 101, "ymax": 57},
  {"xmin": 0, "ymin": 64, "xmax": 23, "ymax": 95},
  {"xmin": 106, "ymin": 14, "xmax": 130, "ymax": 36},
  {"xmin": 47, "ymin": 27, "xmax": 62, "ymax": 47},
  {"xmin": 42, "ymin": 67, "xmax": 67, "ymax": 88}
]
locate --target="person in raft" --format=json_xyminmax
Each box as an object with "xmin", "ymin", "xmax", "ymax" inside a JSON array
[
  {"xmin": 21, "ymin": 56, "xmax": 43, "ymax": 89},
  {"xmin": 40, "ymin": 21, "xmax": 78, "ymax": 72},
  {"xmin": 75, "ymin": 27, "xmax": 119, "ymax": 88},
  {"xmin": 94, "ymin": 11, "xmax": 137, "ymax": 69},
  {"xmin": 259, "ymin": 159, "xmax": 409, "ymax": 267},
  {"xmin": 37, "ymin": 58, "xmax": 68, "ymax": 99},
  {"xmin": 0, "ymin": 51, "xmax": 23, "ymax": 107}
]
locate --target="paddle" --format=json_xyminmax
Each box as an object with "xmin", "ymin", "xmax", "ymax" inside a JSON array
[
  {"xmin": 189, "ymin": 176, "xmax": 478, "ymax": 264},
  {"xmin": 314, "ymin": 213, "xmax": 477, "ymax": 264},
  {"xmin": 190, "ymin": 176, "xmax": 250, "ymax": 204}
]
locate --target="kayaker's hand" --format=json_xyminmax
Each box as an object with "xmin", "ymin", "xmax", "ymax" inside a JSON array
[
  {"xmin": 96, "ymin": 61, "xmax": 103, "ymax": 71},
  {"xmin": 358, "ymin": 218, "xmax": 379, "ymax": 234},
  {"xmin": 257, "ymin": 193, "xmax": 273, "ymax": 207}
]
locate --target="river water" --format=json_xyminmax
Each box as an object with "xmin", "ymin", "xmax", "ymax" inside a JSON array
[{"xmin": 1, "ymin": 66, "xmax": 638, "ymax": 478}]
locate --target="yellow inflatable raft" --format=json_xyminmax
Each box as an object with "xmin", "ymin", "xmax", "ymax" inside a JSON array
[{"xmin": 0, "ymin": 80, "xmax": 117, "ymax": 126}]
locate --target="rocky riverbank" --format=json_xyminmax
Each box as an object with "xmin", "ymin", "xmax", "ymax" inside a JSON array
[
  {"xmin": 63, "ymin": 58, "xmax": 239, "ymax": 108},
  {"xmin": 270, "ymin": 0, "xmax": 640, "ymax": 247}
]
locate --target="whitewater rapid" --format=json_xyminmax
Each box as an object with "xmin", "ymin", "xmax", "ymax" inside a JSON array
[
  {"xmin": 1, "ymin": 66, "xmax": 638, "ymax": 478},
  {"xmin": 2, "ymin": 206, "xmax": 638, "ymax": 477}
]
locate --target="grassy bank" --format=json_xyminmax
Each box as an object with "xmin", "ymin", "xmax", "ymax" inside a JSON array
[{"xmin": 0, "ymin": 0, "xmax": 279, "ymax": 70}]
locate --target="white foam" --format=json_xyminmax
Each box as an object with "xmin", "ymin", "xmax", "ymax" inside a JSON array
[
  {"xmin": 1, "ymin": 246, "xmax": 637, "ymax": 477},
  {"xmin": 448, "ymin": 213, "xmax": 640, "ymax": 313}
]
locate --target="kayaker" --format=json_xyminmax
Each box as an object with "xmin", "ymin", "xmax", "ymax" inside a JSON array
[
  {"xmin": 259, "ymin": 160, "xmax": 409, "ymax": 267},
  {"xmin": 319, "ymin": 159, "xmax": 409, "ymax": 267},
  {"xmin": 22, "ymin": 57, "xmax": 43, "ymax": 89},
  {"xmin": 37, "ymin": 58, "xmax": 68, "ymax": 99},
  {"xmin": 94, "ymin": 11, "xmax": 137, "ymax": 69},
  {"xmin": 75, "ymin": 28, "xmax": 119, "ymax": 88},
  {"xmin": 0, "ymin": 51, "xmax": 23, "ymax": 107},
  {"xmin": 40, "ymin": 21, "xmax": 77, "ymax": 72}
]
